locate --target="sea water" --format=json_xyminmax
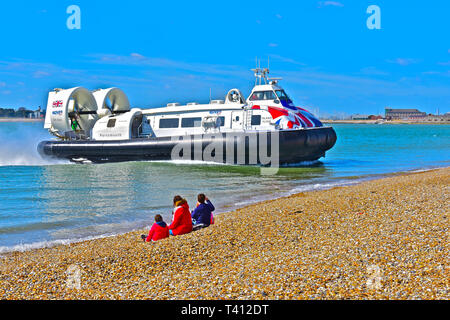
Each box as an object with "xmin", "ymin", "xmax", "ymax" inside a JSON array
[{"xmin": 0, "ymin": 122, "xmax": 449, "ymax": 252}]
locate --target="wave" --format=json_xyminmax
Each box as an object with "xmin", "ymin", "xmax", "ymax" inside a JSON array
[
  {"xmin": 148, "ymin": 159, "xmax": 231, "ymax": 166},
  {"xmin": 0, "ymin": 233, "xmax": 118, "ymax": 255},
  {"xmin": 0, "ymin": 222, "xmax": 153, "ymax": 255},
  {"xmin": 289, "ymin": 179, "xmax": 363, "ymax": 194},
  {"xmin": 408, "ymin": 168, "xmax": 437, "ymax": 173},
  {"xmin": 280, "ymin": 160, "xmax": 322, "ymax": 167},
  {"xmin": 0, "ymin": 123, "xmax": 68, "ymax": 167},
  {"xmin": 233, "ymin": 178, "xmax": 367, "ymax": 208}
]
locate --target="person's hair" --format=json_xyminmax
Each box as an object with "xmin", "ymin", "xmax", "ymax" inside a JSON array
[
  {"xmin": 198, "ymin": 194, "xmax": 206, "ymax": 204},
  {"xmin": 173, "ymin": 195, "xmax": 183, "ymax": 205},
  {"xmin": 155, "ymin": 214, "xmax": 163, "ymax": 223}
]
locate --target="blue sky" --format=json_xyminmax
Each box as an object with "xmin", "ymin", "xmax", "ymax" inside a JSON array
[{"xmin": 0, "ymin": 0, "xmax": 449, "ymax": 116}]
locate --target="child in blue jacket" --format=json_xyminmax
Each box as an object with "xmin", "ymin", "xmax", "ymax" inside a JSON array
[{"xmin": 191, "ymin": 194, "xmax": 215, "ymax": 229}]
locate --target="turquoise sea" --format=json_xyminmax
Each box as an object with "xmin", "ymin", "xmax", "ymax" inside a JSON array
[{"xmin": 0, "ymin": 122, "xmax": 449, "ymax": 252}]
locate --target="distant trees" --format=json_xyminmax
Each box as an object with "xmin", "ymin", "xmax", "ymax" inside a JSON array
[
  {"xmin": 0, "ymin": 107, "xmax": 38, "ymax": 118},
  {"xmin": 0, "ymin": 108, "xmax": 16, "ymax": 118}
]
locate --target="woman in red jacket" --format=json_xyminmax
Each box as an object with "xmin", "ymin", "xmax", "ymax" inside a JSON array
[
  {"xmin": 169, "ymin": 195, "xmax": 193, "ymax": 236},
  {"xmin": 142, "ymin": 214, "xmax": 169, "ymax": 242}
]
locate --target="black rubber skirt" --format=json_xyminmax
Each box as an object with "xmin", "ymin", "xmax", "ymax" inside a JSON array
[{"xmin": 38, "ymin": 127, "xmax": 337, "ymax": 165}]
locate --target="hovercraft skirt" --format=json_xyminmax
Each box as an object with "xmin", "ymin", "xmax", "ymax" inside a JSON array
[{"xmin": 38, "ymin": 127, "xmax": 337, "ymax": 165}]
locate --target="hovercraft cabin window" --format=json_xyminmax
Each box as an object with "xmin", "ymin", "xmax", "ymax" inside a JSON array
[
  {"xmin": 217, "ymin": 116, "xmax": 225, "ymax": 127},
  {"xmin": 251, "ymin": 115, "xmax": 261, "ymax": 126},
  {"xmin": 181, "ymin": 117, "xmax": 202, "ymax": 128},
  {"xmin": 107, "ymin": 119, "xmax": 116, "ymax": 128},
  {"xmin": 249, "ymin": 91, "xmax": 276, "ymax": 101},
  {"xmin": 159, "ymin": 118, "xmax": 179, "ymax": 128},
  {"xmin": 275, "ymin": 90, "xmax": 291, "ymax": 102}
]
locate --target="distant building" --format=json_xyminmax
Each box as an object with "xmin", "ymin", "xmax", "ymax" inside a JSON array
[
  {"xmin": 424, "ymin": 113, "xmax": 450, "ymax": 122},
  {"xmin": 351, "ymin": 114, "xmax": 370, "ymax": 120},
  {"xmin": 350, "ymin": 114, "xmax": 383, "ymax": 120},
  {"xmin": 385, "ymin": 108, "xmax": 427, "ymax": 120},
  {"xmin": 28, "ymin": 107, "xmax": 43, "ymax": 119}
]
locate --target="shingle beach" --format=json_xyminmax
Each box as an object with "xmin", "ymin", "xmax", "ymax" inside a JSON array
[{"xmin": 0, "ymin": 168, "xmax": 448, "ymax": 300}]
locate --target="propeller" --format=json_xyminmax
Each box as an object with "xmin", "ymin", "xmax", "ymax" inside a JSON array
[
  {"xmin": 226, "ymin": 88, "xmax": 244, "ymax": 104},
  {"xmin": 47, "ymin": 87, "xmax": 99, "ymax": 137},
  {"xmin": 93, "ymin": 88, "xmax": 130, "ymax": 116},
  {"xmin": 105, "ymin": 96, "xmax": 114, "ymax": 112}
]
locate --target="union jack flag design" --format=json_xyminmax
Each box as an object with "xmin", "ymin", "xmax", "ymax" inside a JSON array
[
  {"xmin": 52, "ymin": 100, "xmax": 63, "ymax": 108},
  {"xmin": 253, "ymin": 102, "xmax": 323, "ymax": 129}
]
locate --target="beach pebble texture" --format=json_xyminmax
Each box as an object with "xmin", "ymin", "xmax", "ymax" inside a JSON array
[{"xmin": 0, "ymin": 168, "xmax": 448, "ymax": 300}]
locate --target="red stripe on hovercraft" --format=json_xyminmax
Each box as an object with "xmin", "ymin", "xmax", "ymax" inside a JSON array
[
  {"xmin": 268, "ymin": 106, "xmax": 289, "ymax": 119},
  {"xmin": 296, "ymin": 112, "xmax": 314, "ymax": 127},
  {"xmin": 294, "ymin": 114, "xmax": 309, "ymax": 128}
]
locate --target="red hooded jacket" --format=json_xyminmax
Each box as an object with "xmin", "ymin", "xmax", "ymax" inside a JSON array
[
  {"xmin": 169, "ymin": 200, "xmax": 193, "ymax": 236},
  {"xmin": 146, "ymin": 221, "xmax": 170, "ymax": 242}
]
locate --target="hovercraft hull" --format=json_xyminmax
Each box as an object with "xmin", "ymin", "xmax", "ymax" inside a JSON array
[{"xmin": 38, "ymin": 127, "xmax": 337, "ymax": 165}]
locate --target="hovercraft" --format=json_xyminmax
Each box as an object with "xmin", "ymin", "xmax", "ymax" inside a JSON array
[{"xmin": 38, "ymin": 68, "xmax": 337, "ymax": 166}]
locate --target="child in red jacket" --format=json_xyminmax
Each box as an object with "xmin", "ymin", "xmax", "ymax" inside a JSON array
[
  {"xmin": 169, "ymin": 195, "xmax": 193, "ymax": 236},
  {"xmin": 141, "ymin": 214, "xmax": 170, "ymax": 242}
]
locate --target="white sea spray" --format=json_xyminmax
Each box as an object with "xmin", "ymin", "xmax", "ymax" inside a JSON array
[{"xmin": 0, "ymin": 122, "xmax": 68, "ymax": 166}]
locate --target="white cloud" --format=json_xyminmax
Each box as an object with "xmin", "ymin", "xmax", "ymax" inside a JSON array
[
  {"xmin": 130, "ymin": 53, "xmax": 146, "ymax": 60},
  {"xmin": 88, "ymin": 53, "xmax": 248, "ymax": 78},
  {"xmin": 275, "ymin": 14, "xmax": 282, "ymax": 19},
  {"xmin": 270, "ymin": 54, "xmax": 307, "ymax": 66},
  {"xmin": 360, "ymin": 67, "xmax": 389, "ymax": 76},
  {"xmin": 33, "ymin": 71, "xmax": 51, "ymax": 78},
  {"xmin": 281, "ymin": 69, "xmax": 450, "ymax": 99},
  {"xmin": 387, "ymin": 58, "xmax": 419, "ymax": 66},
  {"xmin": 318, "ymin": 1, "xmax": 344, "ymax": 8},
  {"xmin": 268, "ymin": 43, "xmax": 278, "ymax": 47}
]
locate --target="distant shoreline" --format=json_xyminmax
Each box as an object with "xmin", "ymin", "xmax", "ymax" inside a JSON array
[{"xmin": 0, "ymin": 118, "xmax": 44, "ymax": 123}]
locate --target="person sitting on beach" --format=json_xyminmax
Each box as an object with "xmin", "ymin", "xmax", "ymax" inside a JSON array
[
  {"xmin": 191, "ymin": 194, "xmax": 215, "ymax": 230},
  {"xmin": 168, "ymin": 195, "xmax": 193, "ymax": 236},
  {"xmin": 141, "ymin": 214, "xmax": 169, "ymax": 242}
]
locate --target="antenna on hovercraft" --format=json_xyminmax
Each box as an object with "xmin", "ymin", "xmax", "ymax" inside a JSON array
[{"xmin": 251, "ymin": 57, "xmax": 271, "ymax": 86}]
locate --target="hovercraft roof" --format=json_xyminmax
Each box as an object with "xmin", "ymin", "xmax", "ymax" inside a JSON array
[{"xmin": 251, "ymin": 83, "xmax": 283, "ymax": 91}]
